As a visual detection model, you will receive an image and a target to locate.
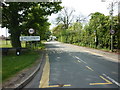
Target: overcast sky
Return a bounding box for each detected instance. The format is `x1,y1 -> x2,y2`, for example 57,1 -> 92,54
48,0 -> 118,29
0,0 -> 118,37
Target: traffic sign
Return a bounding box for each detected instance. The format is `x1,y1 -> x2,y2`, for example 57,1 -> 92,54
20,36 -> 40,41
29,28 -> 34,34
110,30 -> 115,34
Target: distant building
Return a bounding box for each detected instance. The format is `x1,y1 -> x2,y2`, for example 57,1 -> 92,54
47,35 -> 57,41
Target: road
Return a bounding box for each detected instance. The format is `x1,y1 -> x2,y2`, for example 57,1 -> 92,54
25,41 -> 119,88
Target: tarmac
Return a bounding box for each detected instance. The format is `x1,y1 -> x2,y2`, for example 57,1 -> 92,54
1,42 -> 119,89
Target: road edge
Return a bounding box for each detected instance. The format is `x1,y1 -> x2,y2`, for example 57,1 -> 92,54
58,41 -> 119,63
39,53 -> 50,88
10,50 -> 46,90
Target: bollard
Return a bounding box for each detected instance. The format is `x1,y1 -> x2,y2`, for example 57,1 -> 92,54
16,47 -> 21,56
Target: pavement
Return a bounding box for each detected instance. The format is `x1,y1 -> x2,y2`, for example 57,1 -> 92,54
2,41 -> 120,89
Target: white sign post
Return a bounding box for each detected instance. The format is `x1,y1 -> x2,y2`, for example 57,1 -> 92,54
20,36 -> 40,41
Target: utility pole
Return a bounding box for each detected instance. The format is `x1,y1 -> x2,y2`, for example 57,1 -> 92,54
94,30 -> 97,48
110,2 -> 114,52
101,0 -> 118,52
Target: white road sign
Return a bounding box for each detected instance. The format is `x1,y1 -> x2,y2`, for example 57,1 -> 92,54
110,30 -> 115,34
29,28 -> 34,34
20,36 -> 40,41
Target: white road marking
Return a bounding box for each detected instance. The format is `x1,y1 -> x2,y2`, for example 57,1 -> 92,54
75,56 -> 80,59
74,56 -> 87,64
102,74 -> 120,87
78,60 -> 81,62
57,57 -> 60,59
61,48 -> 68,52
86,66 -> 94,71
55,45 -> 61,47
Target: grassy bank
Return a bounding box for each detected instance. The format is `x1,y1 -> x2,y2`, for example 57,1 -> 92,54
2,48 -> 43,82
1,40 -> 46,83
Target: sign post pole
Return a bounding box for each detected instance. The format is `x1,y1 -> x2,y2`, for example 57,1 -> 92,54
110,2 -> 113,52
110,29 -> 115,52
29,28 -> 34,48
111,35 -> 113,52
20,29 -> 40,49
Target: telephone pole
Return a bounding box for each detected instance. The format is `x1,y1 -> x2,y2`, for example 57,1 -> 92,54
110,2 -> 114,52
101,0 -> 118,52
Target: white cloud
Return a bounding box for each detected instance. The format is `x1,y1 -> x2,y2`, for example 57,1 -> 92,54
60,0 -> 112,16
49,0 -> 116,29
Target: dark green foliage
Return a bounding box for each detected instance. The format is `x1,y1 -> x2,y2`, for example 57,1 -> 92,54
2,2 -> 62,48
53,12 -> 119,52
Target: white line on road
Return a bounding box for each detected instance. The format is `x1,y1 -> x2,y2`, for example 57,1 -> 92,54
74,56 -> 87,64
78,60 -> 81,63
102,74 -> 120,87
55,45 -> 61,47
86,66 -> 94,71
75,56 -> 80,59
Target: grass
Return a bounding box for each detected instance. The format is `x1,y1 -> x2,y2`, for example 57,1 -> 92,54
2,49 -> 41,82
0,40 -> 46,83
37,42 -> 45,50
0,40 -> 26,48
0,60 -> 1,84
0,40 -> 12,48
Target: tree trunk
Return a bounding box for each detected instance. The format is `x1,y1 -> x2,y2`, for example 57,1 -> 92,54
11,27 -> 21,48
11,30 -> 21,48
10,7 -> 21,48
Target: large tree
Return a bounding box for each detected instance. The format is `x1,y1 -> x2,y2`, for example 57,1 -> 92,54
53,12 -> 119,51
2,2 -> 62,48
56,7 -> 75,29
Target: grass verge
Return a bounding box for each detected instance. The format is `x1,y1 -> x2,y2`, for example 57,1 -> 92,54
2,50 -> 41,82
0,40 -> 26,48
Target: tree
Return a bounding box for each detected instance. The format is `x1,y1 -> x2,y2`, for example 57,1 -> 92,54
75,14 -> 87,23
53,11 -> 118,51
2,2 -> 62,48
56,7 -> 75,29
85,12 -> 118,49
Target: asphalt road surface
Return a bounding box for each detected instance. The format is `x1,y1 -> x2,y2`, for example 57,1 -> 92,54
25,41 -> 120,88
